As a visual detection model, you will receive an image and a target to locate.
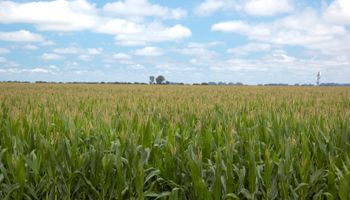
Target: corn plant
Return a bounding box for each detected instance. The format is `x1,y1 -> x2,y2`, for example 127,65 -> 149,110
0,83 -> 349,199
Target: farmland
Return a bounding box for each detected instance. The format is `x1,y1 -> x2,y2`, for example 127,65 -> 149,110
0,83 -> 349,199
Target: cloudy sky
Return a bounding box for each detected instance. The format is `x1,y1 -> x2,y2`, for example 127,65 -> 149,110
0,0 -> 349,84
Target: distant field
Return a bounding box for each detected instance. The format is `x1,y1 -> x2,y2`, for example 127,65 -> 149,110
0,83 -> 349,199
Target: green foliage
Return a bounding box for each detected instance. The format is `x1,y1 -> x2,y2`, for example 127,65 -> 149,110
0,83 -> 349,199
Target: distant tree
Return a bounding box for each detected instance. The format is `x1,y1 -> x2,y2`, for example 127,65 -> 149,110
156,75 -> 165,84
149,76 -> 155,84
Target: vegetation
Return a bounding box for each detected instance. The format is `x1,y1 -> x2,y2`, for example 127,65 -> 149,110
149,76 -> 155,85
156,75 -> 166,84
0,83 -> 349,199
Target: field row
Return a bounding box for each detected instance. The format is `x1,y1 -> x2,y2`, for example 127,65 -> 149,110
0,84 -> 349,199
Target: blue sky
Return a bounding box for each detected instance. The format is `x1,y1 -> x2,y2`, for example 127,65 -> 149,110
0,0 -> 349,84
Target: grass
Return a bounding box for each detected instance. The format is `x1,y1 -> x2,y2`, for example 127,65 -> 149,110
0,83 -> 349,199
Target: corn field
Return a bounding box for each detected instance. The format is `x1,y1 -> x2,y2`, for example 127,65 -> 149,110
0,83 -> 349,199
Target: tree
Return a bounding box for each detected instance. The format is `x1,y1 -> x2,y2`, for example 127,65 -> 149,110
156,75 -> 165,84
149,76 -> 155,84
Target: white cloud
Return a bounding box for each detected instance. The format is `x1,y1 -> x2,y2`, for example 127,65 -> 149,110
227,43 -> 271,55
0,0 -> 97,31
244,0 -> 293,16
113,53 -> 131,60
53,46 -> 102,61
53,47 -> 80,54
48,65 -> 57,69
174,43 -> 219,69
207,50 -> 349,79
179,42 -> 216,58
0,1 -> 191,46
264,49 -> 296,63
194,0 -> 241,16
115,24 -> 191,45
87,48 -> 102,55
155,62 -> 196,72
194,0 -> 292,17
212,10 -> 350,55
135,46 -> 163,56
0,68 -> 22,74
0,48 -> 10,54
79,54 -> 94,61
0,30 -> 44,42
41,53 -> 63,61
324,0 -> 350,25
54,46 -> 102,55
65,61 -> 79,67
103,52 -> 133,65
29,68 -> 56,74
195,0 -> 226,16
0,57 -> 18,67
212,21 -> 250,32
210,59 -> 268,72
0,67 -> 57,74
24,44 -> 38,50
98,20 -> 192,45
41,40 -> 55,46
103,0 -> 186,20
211,21 -> 270,36
96,19 -> 142,35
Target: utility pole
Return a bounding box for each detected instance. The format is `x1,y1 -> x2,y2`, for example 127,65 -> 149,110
316,71 -> 321,86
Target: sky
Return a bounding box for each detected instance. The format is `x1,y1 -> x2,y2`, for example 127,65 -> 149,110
0,0 -> 349,84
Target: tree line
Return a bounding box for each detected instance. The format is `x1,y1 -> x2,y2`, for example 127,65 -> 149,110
2,79 -> 350,86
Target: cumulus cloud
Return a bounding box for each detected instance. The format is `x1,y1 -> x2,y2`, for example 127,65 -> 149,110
103,0 -> 186,19
79,54 -> 92,61
324,0 -> 350,25
0,0 -> 191,45
113,53 -> 131,60
41,41 -> 55,46
29,68 -> 56,74
195,0 -> 292,17
97,20 -> 191,45
212,21 -> 252,33
194,0 -> 242,16
0,57 -> 18,68
264,49 -> 296,63
135,46 -> 163,56
24,44 -> 38,50
53,46 -> 102,56
0,0 -> 97,31
179,42 -> 216,58
0,30 -> 44,42
41,53 -> 63,61
53,46 -> 103,61
227,43 -> 271,55
207,50 -> 349,80
0,66 -> 58,75
87,48 -> 102,55
96,19 -> 191,45
95,19 -> 143,35
102,52 -> 133,65
53,47 -> 80,54
212,9 -> 350,55
244,0 -> 293,16
115,24 -> 191,45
